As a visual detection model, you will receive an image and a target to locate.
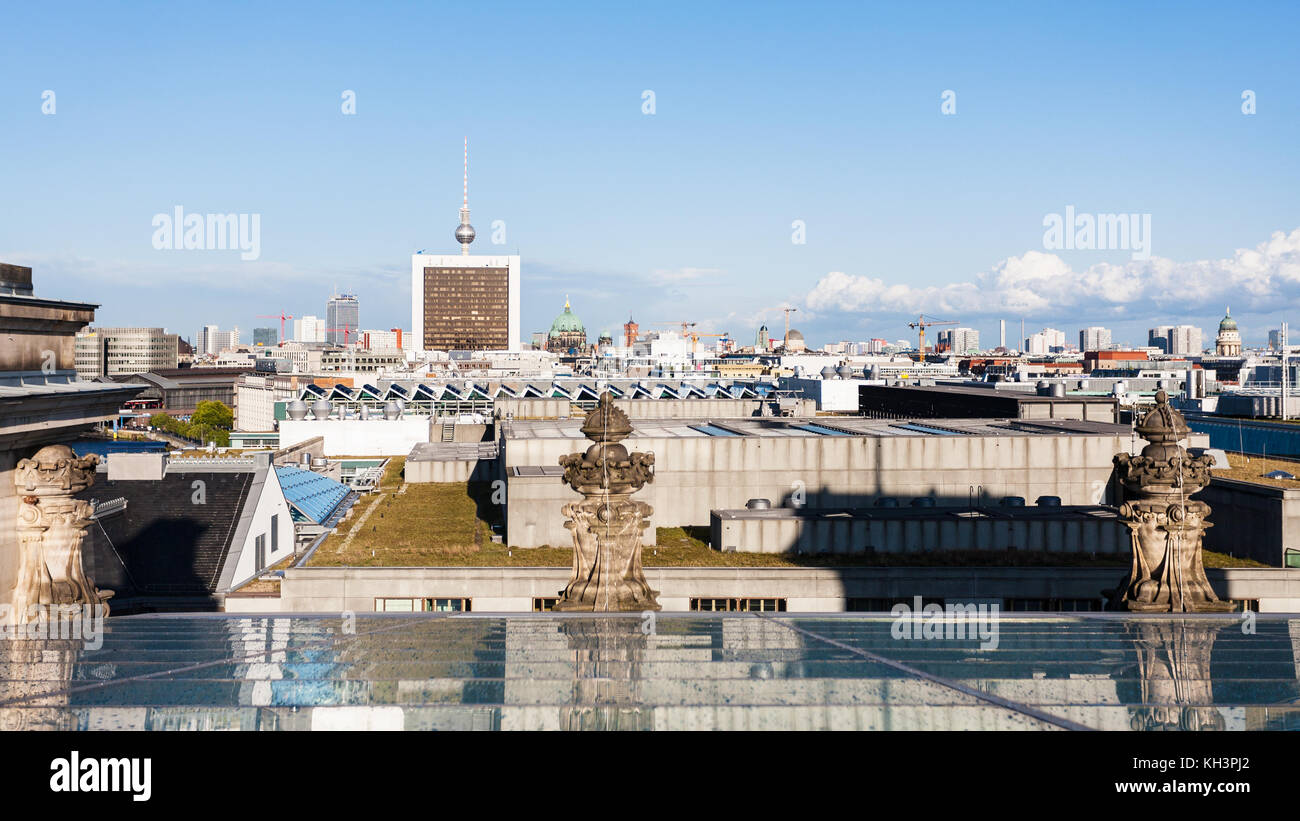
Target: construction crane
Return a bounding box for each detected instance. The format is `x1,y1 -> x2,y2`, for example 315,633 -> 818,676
685,332 -> 729,354
653,321 -> 697,337
906,315 -> 958,355
257,312 -> 295,342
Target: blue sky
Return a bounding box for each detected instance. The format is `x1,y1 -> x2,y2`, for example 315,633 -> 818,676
3,1 -> 1299,350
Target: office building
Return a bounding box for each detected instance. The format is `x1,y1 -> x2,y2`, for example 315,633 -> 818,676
1167,325 -> 1203,356
253,327 -> 278,347
938,327 -> 979,354
74,326 -> 180,378
326,293 -> 359,346
1025,328 -> 1065,355
1079,327 -> 1112,352
360,329 -> 403,351
293,315 -> 326,343
197,325 -> 240,356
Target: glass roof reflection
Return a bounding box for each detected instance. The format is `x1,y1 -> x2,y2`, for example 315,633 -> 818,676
1,613 -> 1297,730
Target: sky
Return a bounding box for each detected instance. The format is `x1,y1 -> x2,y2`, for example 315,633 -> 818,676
3,1 -> 1299,351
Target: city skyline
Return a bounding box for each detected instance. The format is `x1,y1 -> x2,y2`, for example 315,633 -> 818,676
3,2 -> 1298,350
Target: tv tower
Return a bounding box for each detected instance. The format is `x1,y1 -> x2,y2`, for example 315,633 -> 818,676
455,137 -> 476,255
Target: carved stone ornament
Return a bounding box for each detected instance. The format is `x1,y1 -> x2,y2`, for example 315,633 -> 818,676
9,445 -> 112,624
1111,391 -> 1232,612
555,393 -> 660,611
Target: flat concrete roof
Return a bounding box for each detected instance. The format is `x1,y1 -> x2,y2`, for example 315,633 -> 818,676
862,383 -> 1119,403
712,504 -> 1122,522
502,416 -> 1131,440
409,442 -> 498,462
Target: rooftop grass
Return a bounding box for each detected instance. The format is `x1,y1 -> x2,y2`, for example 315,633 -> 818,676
306,479 -> 1268,569
1216,452 -> 1300,488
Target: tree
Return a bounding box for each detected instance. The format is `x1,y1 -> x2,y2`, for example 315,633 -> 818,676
191,400 -> 233,430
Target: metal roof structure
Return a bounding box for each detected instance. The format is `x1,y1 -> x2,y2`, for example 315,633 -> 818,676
274,466 -> 353,525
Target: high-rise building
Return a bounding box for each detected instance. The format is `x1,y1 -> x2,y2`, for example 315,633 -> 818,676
197,325 -> 240,355
1147,326 -> 1174,353
293,315 -> 326,343
410,140 -> 520,352
998,319 -> 1006,349
1164,325 -> 1203,356
75,327 -> 180,378
326,293 -> 359,346
252,327 -> 277,347
360,329 -> 403,351
1025,328 -> 1065,355
938,327 -> 980,354
1080,326 -> 1112,351
1269,329 -> 1283,350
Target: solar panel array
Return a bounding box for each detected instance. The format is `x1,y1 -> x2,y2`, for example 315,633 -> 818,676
274,466 -> 352,524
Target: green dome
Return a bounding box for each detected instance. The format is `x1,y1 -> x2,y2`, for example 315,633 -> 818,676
1219,307 -> 1237,332
548,299 -> 585,337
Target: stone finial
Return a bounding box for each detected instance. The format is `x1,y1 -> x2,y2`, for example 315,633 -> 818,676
555,391 -> 660,611
1111,391 -> 1230,612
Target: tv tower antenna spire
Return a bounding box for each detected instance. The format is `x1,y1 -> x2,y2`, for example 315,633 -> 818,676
455,136 -> 476,255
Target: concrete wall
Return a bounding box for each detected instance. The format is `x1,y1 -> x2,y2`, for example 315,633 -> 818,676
279,417 -> 431,456
276,565 -> 1300,613
495,398 -> 571,419
1197,478 -> 1300,566
406,460 -> 494,483
504,431 -> 1129,548
711,507 -> 1126,555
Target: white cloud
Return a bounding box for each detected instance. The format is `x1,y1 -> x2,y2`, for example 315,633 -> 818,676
648,266 -> 721,283
806,227 -> 1300,319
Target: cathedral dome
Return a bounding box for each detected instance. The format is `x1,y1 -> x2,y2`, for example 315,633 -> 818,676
1218,307 -> 1237,333
549,299 -> 586,338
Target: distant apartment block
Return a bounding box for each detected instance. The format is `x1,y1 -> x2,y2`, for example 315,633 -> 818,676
1149,324 -> 1202,356
294,315 -> 327,343
938,327 -> 979,354
1025,328 -> 1065,355
75,326 -> 180,378
197,325 -> 240,355
360,329 -> 404,351
1079,326 -> 1112,352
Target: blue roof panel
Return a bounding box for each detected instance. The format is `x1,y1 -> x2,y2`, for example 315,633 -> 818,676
274,466 -> 353,525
